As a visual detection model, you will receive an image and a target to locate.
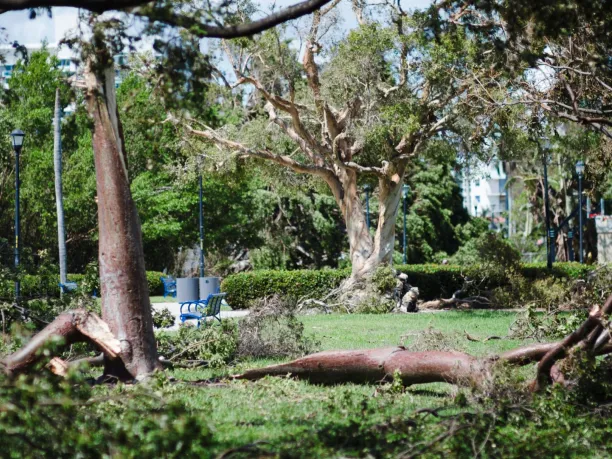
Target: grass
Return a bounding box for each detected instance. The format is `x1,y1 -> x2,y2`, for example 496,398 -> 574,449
147,311 -> 531,457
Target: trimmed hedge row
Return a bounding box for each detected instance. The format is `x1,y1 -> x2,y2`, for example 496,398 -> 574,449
221,262 -> 594,309
0,271 -> 166,300
221,268 -> 351,310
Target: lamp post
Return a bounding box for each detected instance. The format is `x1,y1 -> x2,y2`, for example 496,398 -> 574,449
576,160 -> 585,263
542,139 -> 553,269
364,184 -> 371,230
197,156 -> 205,277
11,129 -> 24,301
402,184 -> 410,264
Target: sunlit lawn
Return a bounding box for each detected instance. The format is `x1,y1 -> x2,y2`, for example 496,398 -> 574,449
152,311 -> 530,456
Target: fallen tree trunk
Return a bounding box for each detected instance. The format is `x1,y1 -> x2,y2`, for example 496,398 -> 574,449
235,338 -> 612,388
235,347 -> 484,386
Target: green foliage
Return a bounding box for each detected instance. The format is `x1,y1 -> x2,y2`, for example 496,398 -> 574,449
0,270 -> 166,301
0,371 -> 213,458
398,157 -> 472,263
353,294 -> 395,314
449,232 -> 521,269
152,307 -> 175,329
237,296 -> 320,358
223,262 -> 594,309
221,268 -> 351,309
370,265 -> 397,293
156,322 -> 239,367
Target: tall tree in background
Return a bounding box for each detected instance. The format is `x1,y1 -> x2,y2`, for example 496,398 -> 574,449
433,0 -> 612,138
183,1 -> 503,286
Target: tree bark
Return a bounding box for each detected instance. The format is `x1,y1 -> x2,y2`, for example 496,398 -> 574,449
53,87 -> 67,286
1,309 -> 121,375
84,46 -> 160,379
329,168 -> 402,284
234,339 -> 612,388
235,347 -> 484,386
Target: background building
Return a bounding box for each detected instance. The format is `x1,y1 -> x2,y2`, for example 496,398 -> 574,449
460,159 -> 511,232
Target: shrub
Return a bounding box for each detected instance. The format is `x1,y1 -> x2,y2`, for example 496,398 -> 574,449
0,371 -> 213,457
152,307 -> 175,329
237,295 -> 320,358
370,265 -> 397,293
222,268 -> 351,309
353,294 -> 396,314
0,269 -> 166,301
156,321 -> 239,367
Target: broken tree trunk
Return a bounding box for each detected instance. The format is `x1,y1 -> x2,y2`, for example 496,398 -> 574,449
84,41 -> 160,380
1,309 -> 121,376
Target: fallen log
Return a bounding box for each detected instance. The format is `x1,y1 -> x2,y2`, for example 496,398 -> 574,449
234,340 -> 612,388
234,346 -> 485,386
1,309 -> 121,376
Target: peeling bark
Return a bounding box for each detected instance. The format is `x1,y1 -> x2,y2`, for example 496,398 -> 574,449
235,347 -> 484,386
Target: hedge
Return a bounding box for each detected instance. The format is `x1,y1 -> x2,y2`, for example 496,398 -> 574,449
0,271 -> 166,300
221,268 -> 351,309
222,262 -> 595,309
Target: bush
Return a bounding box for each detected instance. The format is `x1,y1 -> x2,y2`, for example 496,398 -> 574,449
156,321 -> 239,367
222,263 -> 595,309
153,307 -> 175,329
222,268 -> 350,309
0,371 -> 213,457
237,295 -> 320,358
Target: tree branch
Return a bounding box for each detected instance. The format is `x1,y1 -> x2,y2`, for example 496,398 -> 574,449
183,122 -> 333,179
135,0 -> 334,39
0,0 -> 334,39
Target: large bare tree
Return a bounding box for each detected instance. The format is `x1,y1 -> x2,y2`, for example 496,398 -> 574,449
180,1 -> 499,285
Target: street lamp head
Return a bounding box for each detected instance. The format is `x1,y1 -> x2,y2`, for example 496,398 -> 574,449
575,160 -> 585,177
363,184 -> 372,193
10,129 -> 25,150
402,184 -> 410,199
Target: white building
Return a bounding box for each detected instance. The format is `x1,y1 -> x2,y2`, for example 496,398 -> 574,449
0,42 -> 130,91
460,159 -> 511,229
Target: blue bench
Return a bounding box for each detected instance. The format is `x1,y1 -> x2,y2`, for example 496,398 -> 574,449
160,276 -> 177,298
179,293 -> 226,328
59,281 -> 98,297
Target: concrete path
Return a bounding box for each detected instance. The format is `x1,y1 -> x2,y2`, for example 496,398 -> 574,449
152,302 -> 249,330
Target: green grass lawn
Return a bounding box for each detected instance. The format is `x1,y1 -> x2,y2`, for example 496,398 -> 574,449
150,311 -> 532,457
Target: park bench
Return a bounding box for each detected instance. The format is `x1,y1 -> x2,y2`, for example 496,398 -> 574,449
179,293 -> 226,328
160,276 -> 177,298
